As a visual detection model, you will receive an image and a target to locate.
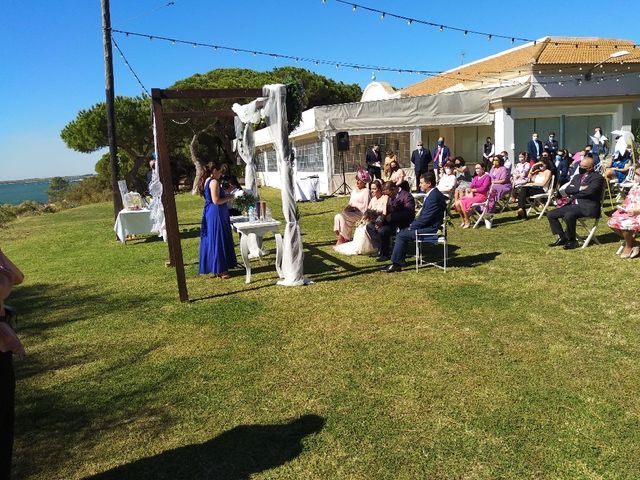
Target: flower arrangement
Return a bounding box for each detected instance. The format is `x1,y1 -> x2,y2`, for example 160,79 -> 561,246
233,190 -> 258,213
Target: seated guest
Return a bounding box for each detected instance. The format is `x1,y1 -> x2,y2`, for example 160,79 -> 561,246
383,150 -> 398,181
333,170 -> 370,245
334,180 -> 387,256
366,181 -> 415,261
500,150 -> 512,171
381,172 -> 447,273
489,155 -> 511,202
436,160 -> 457,197
547,156 -> 604,250
605,153 -> 631,183
555,149 -> 571,186
453,163 -> 491,228
452,157 -> 473,201
510,152 -> 531,202
516,156 -> 553,219
607,166 -> 640,258
388,160 -> 406,187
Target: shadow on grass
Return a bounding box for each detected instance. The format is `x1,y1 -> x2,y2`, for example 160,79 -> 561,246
448,250 -> 501,268
85,414 -> 325,480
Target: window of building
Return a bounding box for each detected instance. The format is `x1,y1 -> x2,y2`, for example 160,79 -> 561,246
266,148 -> 278,172
294,141 -> 324,172
254,148 -> 266,172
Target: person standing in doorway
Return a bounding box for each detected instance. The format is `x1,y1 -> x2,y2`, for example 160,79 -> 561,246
365,144 -> 382,181
410,141 -> 432,192
432,137 -> 451,173
527,132 -> 543,161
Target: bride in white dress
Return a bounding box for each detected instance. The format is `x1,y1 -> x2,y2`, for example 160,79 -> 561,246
334,180 -> 388,256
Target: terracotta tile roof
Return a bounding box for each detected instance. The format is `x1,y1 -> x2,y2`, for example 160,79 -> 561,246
402,37 -> 640,96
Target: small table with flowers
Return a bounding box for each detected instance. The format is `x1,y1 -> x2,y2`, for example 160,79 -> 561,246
230,216 -> 283,284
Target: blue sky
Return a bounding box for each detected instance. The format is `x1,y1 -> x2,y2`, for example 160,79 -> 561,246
1,0 -> 638,180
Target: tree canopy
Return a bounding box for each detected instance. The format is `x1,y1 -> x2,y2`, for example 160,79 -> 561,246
61,67 -> 363,195
171,67 -> 362,108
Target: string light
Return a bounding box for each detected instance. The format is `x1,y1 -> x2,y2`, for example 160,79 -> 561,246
111,28 -> 499,83
380,12 -> 385,19
439,25 -> 444,32
111,38 -> 150,96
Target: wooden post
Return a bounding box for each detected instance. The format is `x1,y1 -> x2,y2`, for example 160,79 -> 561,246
100,0 -> 123,218
152,89 -> 189,302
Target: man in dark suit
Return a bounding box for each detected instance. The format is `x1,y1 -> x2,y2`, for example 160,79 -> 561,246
526,132 -> 543,161
410,141 -> 432,192
366,181 -> 415,261
382,172 -> 447,272
543,132 -> 559,157
547,156 -> 604,250
432,137 -> 451,171
365,144 -> 382,180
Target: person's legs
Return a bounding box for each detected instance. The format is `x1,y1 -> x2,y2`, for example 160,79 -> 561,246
390,229 -> 414,265
562,207 -> 582,242
378,225 -> 393,257
547,207 -> 567,241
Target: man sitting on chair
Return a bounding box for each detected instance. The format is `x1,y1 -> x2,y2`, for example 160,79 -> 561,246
381,172 -> 447,273
367,181 -> 415,262
547,156 -> 604,250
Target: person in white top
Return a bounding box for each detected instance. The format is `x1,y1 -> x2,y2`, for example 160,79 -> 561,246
436,160 -> 457,197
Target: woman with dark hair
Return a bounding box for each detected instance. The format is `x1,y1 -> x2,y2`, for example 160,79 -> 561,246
198,162 -> 237,279
388,159 -> 406,187
453,156 -> 473,201
453,163 -> 491,228
489,155 -> 511,201
516,156 -> 553,219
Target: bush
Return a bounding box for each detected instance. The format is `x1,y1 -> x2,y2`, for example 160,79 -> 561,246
62,176 -> 112,206
0,205 -> 17,228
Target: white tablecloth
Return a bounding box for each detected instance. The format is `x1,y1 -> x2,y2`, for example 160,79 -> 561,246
114,209 -> 166,243
295,176 -> 319,202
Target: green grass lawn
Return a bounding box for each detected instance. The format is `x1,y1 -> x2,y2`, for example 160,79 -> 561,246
2,187 -> 640,479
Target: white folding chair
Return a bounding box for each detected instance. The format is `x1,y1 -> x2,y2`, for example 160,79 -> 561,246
526,175 -> 555,219
470,185 -> 494,229
415,213 -> 448,272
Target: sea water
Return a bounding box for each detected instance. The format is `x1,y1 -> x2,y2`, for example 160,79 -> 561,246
0,181 -> 50,205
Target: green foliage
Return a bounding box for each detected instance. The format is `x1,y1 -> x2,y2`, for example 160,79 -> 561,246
0,205 -> 17,228
47,177 -> 70,202
61,175 -> 112,206
171,66 -> 362,109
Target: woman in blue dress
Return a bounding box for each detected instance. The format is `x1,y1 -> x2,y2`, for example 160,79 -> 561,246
198,162 -> 237,279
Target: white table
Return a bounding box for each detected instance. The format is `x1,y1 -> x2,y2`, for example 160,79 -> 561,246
230,217 -> 283,284
295,176 -> 319,202
114,208 -> 166,243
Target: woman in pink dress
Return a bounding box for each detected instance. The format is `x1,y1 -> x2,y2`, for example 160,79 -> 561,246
608,166 -> 640,258
453,163 -> 491,228
333,171 -> 371,245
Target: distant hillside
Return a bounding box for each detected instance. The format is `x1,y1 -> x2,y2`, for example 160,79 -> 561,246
0,174 -> 94,185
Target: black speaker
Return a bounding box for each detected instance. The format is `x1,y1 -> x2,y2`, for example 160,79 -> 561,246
336,131 -> 350,151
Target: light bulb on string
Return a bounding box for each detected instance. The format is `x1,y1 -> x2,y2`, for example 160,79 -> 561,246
487,34 -> 492,41
380,12 -> 385,19
464,30 -> 468,36
352,4 -> 356,11
407,19 -> 412,26
439,25 -> 444,32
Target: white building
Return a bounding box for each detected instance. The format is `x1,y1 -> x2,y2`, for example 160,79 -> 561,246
254,37 -> 640,194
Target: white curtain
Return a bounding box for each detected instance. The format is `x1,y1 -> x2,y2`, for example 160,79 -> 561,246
150,116 -> 166,239
232,100 -> 261,195
263,84 -> 307,286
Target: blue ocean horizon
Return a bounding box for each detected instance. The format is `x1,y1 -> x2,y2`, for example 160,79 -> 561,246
0,180 -> 50,205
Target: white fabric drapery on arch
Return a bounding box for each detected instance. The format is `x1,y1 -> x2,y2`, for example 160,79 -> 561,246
232,99 -> 263,195
149,117 -> 165,237
263,84 -> 307,286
